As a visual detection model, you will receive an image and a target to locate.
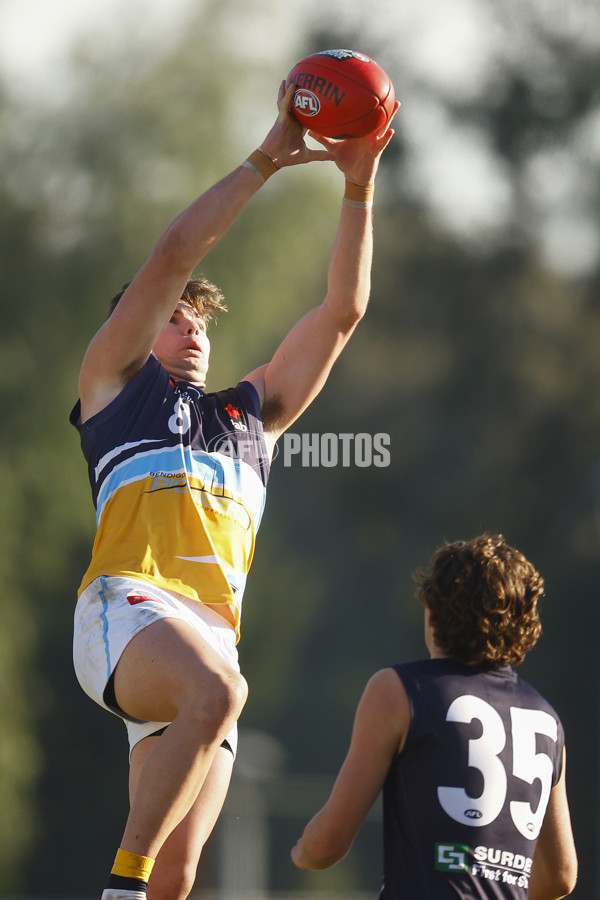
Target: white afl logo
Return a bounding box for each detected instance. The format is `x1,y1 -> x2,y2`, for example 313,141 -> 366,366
294,89 -> 320,116
168,398 -> 191,435
464,809 -> 483,819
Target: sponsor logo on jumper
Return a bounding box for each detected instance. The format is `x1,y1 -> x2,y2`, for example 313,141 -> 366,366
149,474 -> 188,493
437,844 -> 532,889
146,475 -> 252,530
471,863 -> 530,889
435,843 -> 469,873
224,403 -> 248,432
149,471 -> 186,479
473,845 -> 532,874
189,488 -> 252,531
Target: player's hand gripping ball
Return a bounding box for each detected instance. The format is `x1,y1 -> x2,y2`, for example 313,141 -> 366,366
286,49 -> 396,139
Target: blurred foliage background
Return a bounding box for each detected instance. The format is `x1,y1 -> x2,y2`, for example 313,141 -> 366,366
0,0 -> 599,895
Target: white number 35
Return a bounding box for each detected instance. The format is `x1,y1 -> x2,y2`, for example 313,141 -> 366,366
437,695 -> 558,840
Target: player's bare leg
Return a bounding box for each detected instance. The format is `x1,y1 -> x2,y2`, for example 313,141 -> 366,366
129,737 -> 234,900
101,617 -> 246,896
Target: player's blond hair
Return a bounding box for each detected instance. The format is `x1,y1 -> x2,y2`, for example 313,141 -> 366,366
415,534 -> 544,667
108,277 -> 228,322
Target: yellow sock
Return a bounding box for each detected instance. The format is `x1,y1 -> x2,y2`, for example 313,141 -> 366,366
102,847 -> 156,897
111,848 -> 155,882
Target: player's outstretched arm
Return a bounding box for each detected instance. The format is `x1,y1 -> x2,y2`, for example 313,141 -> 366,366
290,668 -> 408,870
528,749 -> 577,899
78,83 -> 330,421
245,101 -> 399,443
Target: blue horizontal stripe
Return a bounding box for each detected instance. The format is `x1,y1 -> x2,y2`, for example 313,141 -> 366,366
96,444 -> 266,526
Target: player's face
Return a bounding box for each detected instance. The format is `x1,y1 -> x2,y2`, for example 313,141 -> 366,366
153,301 -> 211,386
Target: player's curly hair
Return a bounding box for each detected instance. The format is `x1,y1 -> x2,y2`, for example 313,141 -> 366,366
108,277 -> 228,321
415,534 -> 544,667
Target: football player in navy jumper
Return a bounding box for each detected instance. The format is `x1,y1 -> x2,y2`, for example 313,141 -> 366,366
72,80 -> 399,900
292,534 -> 577,899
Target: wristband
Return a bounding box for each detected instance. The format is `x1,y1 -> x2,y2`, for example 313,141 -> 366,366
343,197 -> 374,209
242,147 -> 280,184
343,178 -> 374,208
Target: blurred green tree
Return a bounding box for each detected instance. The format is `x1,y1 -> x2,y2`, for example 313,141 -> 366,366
0,0 -> 599,896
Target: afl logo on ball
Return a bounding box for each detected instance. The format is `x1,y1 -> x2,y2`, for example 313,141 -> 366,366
293,89 -> 320,116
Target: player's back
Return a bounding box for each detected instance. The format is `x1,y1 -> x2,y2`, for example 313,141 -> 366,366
381,658 -> 564,898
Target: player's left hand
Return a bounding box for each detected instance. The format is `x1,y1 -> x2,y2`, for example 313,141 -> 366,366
310,99 -> 400,185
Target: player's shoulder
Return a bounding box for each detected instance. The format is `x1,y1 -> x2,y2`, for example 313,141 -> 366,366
206,379 -> 261,412
511,670 -> 560,716
369,666 -> 409,689
360,668 -> 412,732
387,658 -> 514,708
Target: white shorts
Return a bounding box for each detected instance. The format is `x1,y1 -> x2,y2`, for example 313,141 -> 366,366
73,576 -> 239,755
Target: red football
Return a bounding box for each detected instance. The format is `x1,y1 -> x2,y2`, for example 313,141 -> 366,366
286,49 -> 396,139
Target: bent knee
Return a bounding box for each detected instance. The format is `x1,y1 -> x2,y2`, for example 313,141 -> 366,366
233,669 -> 249,709
218,668 -> 248,723
186,669 -> 247,738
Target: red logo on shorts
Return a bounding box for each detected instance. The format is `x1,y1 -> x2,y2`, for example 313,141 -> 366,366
127,594 -> 156,606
